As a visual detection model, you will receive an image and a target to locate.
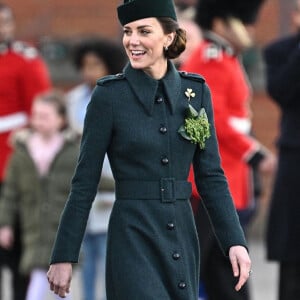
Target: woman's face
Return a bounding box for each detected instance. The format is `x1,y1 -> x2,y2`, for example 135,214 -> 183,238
30,101 -> 64,138
122,17 -> 174,79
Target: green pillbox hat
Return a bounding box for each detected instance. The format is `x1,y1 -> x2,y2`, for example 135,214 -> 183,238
117,0 -> 177,26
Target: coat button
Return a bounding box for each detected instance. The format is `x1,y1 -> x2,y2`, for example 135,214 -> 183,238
172,252 -> 181,260
161,157 -> 169,165
159,126 -> 167,134
167,222 -> 175,230
178,281 -> 186,289
156,97 -> 163,103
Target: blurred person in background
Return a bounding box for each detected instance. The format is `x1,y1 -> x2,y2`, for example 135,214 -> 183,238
181,0 -> 276,299
175,0 -> 198,33
175,0 -> 198,11
0,90 -> 79,300
0,2 -> 51,299
263,1 -> 300,299
67,38 -> 126,300
174,14 -> 203,68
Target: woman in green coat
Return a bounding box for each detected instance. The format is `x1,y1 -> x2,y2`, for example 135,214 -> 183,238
47,0 -> 251,299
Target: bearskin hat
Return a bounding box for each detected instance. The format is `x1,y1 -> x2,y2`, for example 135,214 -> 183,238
195,0 -> 265,29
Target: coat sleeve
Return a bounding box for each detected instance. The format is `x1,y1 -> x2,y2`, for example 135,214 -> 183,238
50,85 -> 114,264
192,83 -> 247,255
20,56 -> 51,114
181,58 -> 258,162
264,38 -> 300,108
0,152 -> 20,227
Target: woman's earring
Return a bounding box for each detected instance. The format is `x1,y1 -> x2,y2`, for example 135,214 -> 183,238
164,46 -> 168,51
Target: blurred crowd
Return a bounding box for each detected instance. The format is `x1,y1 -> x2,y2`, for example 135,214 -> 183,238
0,0 -> 299,299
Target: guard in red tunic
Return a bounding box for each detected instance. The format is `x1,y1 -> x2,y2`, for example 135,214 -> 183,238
181,0 -> 276,299
0,4 -> 51,300
0,41 -> 51,181
184,35 -> 262,211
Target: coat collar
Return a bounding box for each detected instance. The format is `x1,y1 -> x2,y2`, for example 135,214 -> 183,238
124,61 -> 181,115
203,30 -> 235,56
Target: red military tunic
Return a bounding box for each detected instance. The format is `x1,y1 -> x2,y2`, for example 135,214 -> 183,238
0,41 -> 51,181
181,37 -> 258,210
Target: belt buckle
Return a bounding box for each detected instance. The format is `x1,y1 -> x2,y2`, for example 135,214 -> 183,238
160,178 -> 175,203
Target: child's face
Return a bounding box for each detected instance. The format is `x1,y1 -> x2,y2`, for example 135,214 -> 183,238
30,101 -> 64,137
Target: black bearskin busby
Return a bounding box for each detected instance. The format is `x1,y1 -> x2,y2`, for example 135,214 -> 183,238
195,0 -> 266,29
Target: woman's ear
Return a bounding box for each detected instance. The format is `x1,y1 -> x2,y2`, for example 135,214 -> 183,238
166,32 -> 176,47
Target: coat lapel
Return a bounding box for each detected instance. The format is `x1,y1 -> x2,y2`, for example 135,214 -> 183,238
124,62 -> 181,116
161,62 -> 181,115
124,64 -> 158,116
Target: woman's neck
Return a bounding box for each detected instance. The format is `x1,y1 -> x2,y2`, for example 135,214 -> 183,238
143,59 -> 168,80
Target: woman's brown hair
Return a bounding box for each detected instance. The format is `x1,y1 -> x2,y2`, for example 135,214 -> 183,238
157,17 -> 187,59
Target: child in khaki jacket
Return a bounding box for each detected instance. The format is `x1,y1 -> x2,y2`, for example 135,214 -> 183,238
0,90 -> 80,300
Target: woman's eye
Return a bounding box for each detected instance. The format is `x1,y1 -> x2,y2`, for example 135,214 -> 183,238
140,30 -> 150,35
123,29 -> 131,35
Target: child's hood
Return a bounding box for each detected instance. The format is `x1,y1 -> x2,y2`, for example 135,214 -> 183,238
9,128 -> 80,148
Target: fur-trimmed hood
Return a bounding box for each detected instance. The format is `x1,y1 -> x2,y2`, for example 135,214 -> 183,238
9,128 -> 80,148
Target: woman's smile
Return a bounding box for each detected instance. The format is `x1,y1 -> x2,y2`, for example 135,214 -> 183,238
130,49 -> 147,58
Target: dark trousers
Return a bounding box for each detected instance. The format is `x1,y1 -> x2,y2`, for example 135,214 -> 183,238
0,182 -> 29,300
195,202 -> 250,300
279,262 -> 300,300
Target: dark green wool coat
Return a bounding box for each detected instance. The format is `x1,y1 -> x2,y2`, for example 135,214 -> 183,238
0,129 -> 80,275
51,62 -> 247,300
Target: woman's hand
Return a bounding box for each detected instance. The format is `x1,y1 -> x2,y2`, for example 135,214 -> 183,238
47,263 -> 72,298
0,226 -> 14,249
229,245 -> 252,291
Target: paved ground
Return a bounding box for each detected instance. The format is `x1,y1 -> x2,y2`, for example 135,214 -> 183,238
1,238 -> 278,300
248,238 -> 278,300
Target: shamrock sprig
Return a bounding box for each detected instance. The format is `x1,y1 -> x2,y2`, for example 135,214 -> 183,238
178,104 -> 211,149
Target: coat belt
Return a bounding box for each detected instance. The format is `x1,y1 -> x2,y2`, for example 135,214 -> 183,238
115,178 -> 192,202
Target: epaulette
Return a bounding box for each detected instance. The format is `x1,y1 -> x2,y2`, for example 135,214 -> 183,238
203,43 -> 223,61
179,71 -> 205,83
11,41 -> 39,59
97,73 -> 125,86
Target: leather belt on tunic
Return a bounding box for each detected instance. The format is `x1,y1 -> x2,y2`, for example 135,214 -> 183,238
115,178 -> 192,203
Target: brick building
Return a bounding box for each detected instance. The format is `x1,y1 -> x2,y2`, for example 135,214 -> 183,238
7,0 -> 288,86
8,0 -> 289,44
9,0 -> 120,40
